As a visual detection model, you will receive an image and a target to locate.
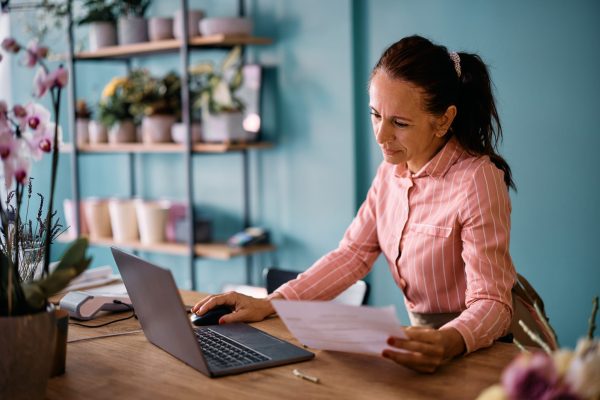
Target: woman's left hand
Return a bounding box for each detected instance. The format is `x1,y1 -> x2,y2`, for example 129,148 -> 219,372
382,326 -> 465,373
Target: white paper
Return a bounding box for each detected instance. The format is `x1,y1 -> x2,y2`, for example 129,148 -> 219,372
272,300 -> 406,356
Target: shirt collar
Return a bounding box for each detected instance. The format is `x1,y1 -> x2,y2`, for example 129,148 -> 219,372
394,136 -> 464,179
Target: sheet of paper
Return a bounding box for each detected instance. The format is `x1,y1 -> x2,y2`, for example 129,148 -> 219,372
272,300 -> 406,356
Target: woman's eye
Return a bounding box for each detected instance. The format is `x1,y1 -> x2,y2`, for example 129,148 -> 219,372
369,111 -> 381,119
393,119 -> 408,128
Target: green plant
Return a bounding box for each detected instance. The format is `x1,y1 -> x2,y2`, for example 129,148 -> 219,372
97,75 -> 135,127
190,46 -> 245,115
78,0 -> 117,25
115,0 -> 151,18
125,69 -> 181,118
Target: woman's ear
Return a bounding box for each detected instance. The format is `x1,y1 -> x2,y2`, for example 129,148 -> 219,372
435,105 -> 457,137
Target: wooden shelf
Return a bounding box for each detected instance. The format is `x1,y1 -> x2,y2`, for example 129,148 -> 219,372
59,235 -> 275,260
62,142 -> 273,154
75,35 -> 272,60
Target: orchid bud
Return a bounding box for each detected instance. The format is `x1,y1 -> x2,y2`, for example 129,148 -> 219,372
0,145 -> 10,159
33,68 -> 49,98
46,66 -> 69,89
28,116 -> 41,130
39,138 -> 52,153
12,104 -> 27,118
1,38 -> 20,53
36,46 -> 49,59
15,168 -> 27,184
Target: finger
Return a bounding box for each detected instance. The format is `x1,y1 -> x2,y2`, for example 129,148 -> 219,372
191,295 -> 215,313
196,293 -> 238,315
218,308 -> 258,324
404,326 -> 443,344
387,337 -> 444,358
381,349 -> 439,373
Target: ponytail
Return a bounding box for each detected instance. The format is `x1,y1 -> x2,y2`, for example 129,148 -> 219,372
372,36 -> 516,190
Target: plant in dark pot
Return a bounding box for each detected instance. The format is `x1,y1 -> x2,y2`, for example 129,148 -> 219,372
0,38 -> 92,400
115,0 -> 151,45
75,99 -> 92,147
190,46 -> 252,143
126,68 -> 181,144
78,0 -> 118,51
98,75 -> 137,144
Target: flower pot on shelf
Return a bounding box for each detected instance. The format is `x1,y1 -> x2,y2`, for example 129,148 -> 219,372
88,120 -> 108,144
173,9 -> 204,38
89,22 -> 117,51
199,17 -> 253,36
171,122 -> 202,143
108,199 -> 139,243
202,111 -> 251,143
82,198 -> 112,239
135,200 -> 169,244
0,310 -> 57,400
75,118 -> 89,147
63,198 -> 89,238
148,17 -> 174,41
141,115 -> 176,144
117,17 -> 148,45
108,120 -> 136,144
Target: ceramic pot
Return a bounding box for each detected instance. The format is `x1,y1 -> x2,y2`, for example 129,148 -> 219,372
89,22 -> 117,51
82,198 -> 112,239
76,118 -> 89,147
50,309 -> 69,377
202,111 -> 246,142
142,115 -> 176,144
148,17 -> 174,41
118,17 -> 148,45
63,198 -> 89,237
165,202 -> 187,242
171,122 -> 202,143
108,199 -> 139,242
109,120 -> 136,144
199,17 -> 253,36
88,120 -> 108,144
173,9 -> 204,38
135,200 -> 169,244
0,310 -> 57,400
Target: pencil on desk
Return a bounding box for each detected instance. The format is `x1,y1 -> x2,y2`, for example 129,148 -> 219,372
292,368 -> 320,383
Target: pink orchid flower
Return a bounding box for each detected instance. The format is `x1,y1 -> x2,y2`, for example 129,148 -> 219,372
27,122 -> 59,160
22,40 -> 48,68
0,130 -> 17,160
33,66 -> 69,98
24,103 -> 50,134
1,37 -> 20,53
33,67 -> 49,98
2,138 -> 31,188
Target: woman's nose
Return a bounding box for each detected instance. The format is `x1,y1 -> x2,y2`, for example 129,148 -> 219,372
375,121 -> 393,144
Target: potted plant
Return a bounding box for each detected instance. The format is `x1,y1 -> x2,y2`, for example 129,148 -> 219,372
115,0 -> 151,45
75,99 -> 92,147
190,46 -> 252,142
0,38 -> 92,399
78,0 -> 118,51
126,68 -> 181,144
98,75 -> 137,144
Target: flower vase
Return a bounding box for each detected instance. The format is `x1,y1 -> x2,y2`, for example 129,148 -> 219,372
88,120 -> 108,144
142,115 -> 176,144
108,199 -> 139,242
118,17 -> 148,45
82,198 -> 112,239
63,198 -> 89,238
89,22 -> 117,51
148,17 -> 174,41
135,200 -> 169,244
202,111 -> 246,143
108,120 -> 136,144
0,310 -> 57,400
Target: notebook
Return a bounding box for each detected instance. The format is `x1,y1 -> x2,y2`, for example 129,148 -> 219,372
111,247 -> 314,377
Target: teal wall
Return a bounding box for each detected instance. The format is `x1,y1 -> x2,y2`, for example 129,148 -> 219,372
7,0 -> 599,348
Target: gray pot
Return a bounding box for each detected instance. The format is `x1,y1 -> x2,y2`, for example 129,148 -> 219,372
148,17 -> 174,41
88,120 -> 108,144
0,310 -> 57,400
202,111 -> 248,142
118,17 -> 148,45
89,22 -> 117,51
173,9 -> 204,38
142,115 -> 176,144
109,120 -> 137,144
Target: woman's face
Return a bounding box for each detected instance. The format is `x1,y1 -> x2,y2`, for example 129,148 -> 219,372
369,70 -> 454,172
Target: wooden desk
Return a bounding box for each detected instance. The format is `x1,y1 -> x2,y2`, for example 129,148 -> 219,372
47,291 -> 519,399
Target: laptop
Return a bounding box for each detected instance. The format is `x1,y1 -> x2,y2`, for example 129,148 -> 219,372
111,247 -> 314,377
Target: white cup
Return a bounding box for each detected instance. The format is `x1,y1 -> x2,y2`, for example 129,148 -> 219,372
108,199 -> 139,243
135,200 -> 170,244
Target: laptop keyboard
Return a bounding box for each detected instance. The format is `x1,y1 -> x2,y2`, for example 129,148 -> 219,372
194,328 -> 270,369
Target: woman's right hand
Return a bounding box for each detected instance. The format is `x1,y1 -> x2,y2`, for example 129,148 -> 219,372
191,291 -> 282,324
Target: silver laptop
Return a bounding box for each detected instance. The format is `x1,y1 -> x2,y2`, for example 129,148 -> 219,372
111,247 -> 314,377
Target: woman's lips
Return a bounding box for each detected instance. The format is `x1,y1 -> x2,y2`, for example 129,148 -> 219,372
383,148 -> 400,156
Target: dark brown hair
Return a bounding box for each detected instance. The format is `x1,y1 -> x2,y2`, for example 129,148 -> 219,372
371,35 -> 515,190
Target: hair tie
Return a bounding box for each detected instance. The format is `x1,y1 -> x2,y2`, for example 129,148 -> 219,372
449,52 -> 461,78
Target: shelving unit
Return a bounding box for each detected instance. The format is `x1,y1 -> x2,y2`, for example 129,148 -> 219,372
63,0 -> 274,289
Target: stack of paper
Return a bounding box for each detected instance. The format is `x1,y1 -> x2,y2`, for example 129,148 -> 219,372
59,265 -> 120,293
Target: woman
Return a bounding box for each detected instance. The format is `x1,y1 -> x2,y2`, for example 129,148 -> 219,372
192,35 -> 517,373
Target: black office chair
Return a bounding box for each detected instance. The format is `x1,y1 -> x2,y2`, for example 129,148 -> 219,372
263,267 -> 370,306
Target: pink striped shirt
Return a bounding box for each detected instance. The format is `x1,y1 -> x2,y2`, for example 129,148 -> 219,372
275,137 -> 516,353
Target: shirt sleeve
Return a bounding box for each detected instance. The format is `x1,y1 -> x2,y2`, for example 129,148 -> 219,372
272,165 -> 384,301
443,160 -> 516,354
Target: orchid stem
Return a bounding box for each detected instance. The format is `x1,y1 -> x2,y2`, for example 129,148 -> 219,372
588,296 -> 598,340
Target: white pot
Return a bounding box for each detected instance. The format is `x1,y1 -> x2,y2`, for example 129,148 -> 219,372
88,120 -> 108,144
148,17 -> 174,41
173,9 -> 204,38
108,199 -> 139,243
202,111 -> 247,142
171,122 -> 202,143
89,22 -> 117,51
118,17 -> 148,45
135,200 -> 170,244
109,120 -> 137,144
82,198 -> 112,239
142,115 -> 176,144
63,198 -> 89,238
75,118 -> 89,147
199,17 -> 253,36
